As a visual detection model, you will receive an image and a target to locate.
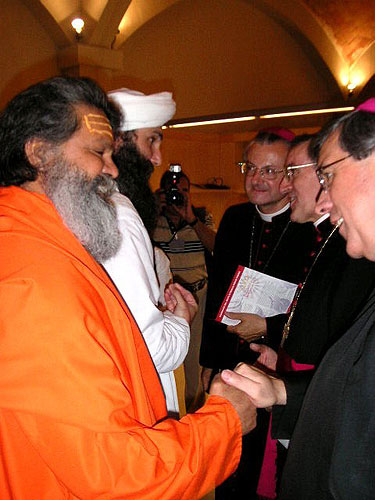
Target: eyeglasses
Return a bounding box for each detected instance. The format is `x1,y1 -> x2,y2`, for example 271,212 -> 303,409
237,162 -> 284,180
284,162 -> 316,180
315,154 -> 352,192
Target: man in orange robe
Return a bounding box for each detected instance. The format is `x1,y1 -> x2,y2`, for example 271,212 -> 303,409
0,77 -> 256,499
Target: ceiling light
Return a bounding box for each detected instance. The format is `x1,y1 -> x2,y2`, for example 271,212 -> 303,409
163,105 -> 354,129
341,70 -> 363,96
167,116 -> 256,129
260,107 -> 354,119
71,18 -> 85,35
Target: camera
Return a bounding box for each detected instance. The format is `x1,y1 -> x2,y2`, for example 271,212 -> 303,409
165,164 -> 185,207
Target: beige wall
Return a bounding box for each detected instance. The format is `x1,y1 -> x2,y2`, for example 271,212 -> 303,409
0,0 -> 58,108
0,0 -> 343,117
150,129 -> 249,226
0,0 -> 347,227
151,126 -> 320,226
119,0 -> 338,119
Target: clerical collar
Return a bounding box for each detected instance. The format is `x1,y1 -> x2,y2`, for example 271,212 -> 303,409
255,202 -> 290,222
314,213 -> 330,228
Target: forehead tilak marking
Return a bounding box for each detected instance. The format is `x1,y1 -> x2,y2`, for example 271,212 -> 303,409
83,113 -> 113,139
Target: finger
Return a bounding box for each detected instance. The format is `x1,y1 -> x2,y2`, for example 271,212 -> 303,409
164,286 -> 177,304
234,362 -> 264,378
249,343 -> 264,352
172,282 -> 194,300
164,291 -> 177,307
164,288 -> 171,301
171,284 -> 197,309
220,369 -> 258,396
249,344 -> 276,357
164,299 -> 176,313
234,362 -> 247,371
168,285 -> 197,314
168,285 -> 184,302
225,311 -> 244,319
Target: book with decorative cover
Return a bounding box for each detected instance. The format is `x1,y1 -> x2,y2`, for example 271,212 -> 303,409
216,265 -> 298,326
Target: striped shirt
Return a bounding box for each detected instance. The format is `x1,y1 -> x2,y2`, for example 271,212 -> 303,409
153,212 -> 213,286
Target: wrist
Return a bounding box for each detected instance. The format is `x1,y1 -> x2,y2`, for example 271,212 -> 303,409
273,378 -> 287,405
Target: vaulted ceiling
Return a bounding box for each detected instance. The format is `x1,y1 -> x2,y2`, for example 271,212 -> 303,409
3,0 -> 375,129
21,0 -> 375,83
22,0 -> 375,64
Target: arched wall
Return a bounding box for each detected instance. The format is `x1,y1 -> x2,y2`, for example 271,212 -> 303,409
0,0 -> 347,225
118,0 -> 340,119
0,0 -> 58,108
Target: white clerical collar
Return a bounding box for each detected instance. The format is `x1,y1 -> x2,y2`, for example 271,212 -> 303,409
314,213 -> 330,228
256,202 -> 290,222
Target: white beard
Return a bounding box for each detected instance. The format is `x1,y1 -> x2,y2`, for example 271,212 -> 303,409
40,152 -> 122,262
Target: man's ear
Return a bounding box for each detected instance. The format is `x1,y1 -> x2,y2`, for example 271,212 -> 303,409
113,134 -> 124,154
24,138 -> 48,168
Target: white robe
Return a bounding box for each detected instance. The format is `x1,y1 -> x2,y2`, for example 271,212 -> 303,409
104,192 -> 190,416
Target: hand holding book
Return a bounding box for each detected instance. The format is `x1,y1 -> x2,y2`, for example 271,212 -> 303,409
226,312 -> 267,342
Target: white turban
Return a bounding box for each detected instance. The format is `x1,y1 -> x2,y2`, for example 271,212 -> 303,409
108,88 -> 176,131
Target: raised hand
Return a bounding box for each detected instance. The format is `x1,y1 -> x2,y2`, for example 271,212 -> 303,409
164,282 -> 198,324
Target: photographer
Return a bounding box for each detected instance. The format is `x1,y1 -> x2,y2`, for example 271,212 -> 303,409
153,168 -> 216,411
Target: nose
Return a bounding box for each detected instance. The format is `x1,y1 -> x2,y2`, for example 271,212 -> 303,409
102,156 -> 119,178
150,147 -> 162,167
315,189 -> 332,216
251,167 -> 263,183
280,173 -> 292,194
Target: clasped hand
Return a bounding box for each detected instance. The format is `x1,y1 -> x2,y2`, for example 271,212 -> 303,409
164,283 -> 197,325
221,362 -> 287,408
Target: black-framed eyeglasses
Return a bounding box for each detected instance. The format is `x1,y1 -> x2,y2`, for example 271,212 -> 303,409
237,162 -> 284,180
284,162 -> 316,180
315,154 -> 352,192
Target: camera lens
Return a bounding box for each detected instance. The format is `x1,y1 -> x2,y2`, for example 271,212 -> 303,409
165,163 -> 184,206
166,188 -> 184,206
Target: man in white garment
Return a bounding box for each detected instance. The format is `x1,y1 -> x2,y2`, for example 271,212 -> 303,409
105,88 -> 194,417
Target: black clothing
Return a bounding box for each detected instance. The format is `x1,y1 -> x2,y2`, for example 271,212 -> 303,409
200,202 -> 316,370
284,218 -> 375,363
280,289 -> 375,499
273,220 -> 375,439
199,202 -> 316,499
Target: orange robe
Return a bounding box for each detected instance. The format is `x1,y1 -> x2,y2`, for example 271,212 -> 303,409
0,187 -> 241,500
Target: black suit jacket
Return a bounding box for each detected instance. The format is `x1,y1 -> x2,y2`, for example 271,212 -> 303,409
272,221 -> 375,439
280,289 -> 375,499
200,202 -> 316,370
284,219 -> 375,363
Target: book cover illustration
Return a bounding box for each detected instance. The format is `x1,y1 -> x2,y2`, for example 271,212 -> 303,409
216,265 -> 298,326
